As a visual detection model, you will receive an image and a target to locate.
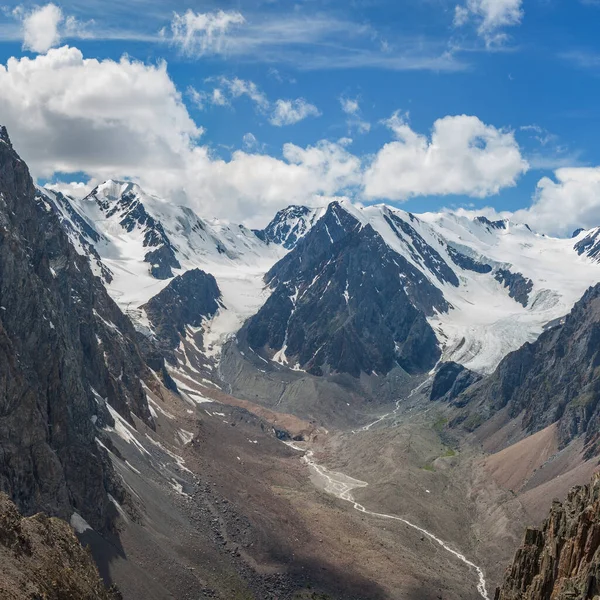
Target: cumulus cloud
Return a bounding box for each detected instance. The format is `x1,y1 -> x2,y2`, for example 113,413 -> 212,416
0,46 -> 202,177
0,47 -> 350,222
363,112 -> 528,200
270,98 -> 321,126
167,9 -> 245,57
454,0 -> 523,45
11,3 -> 91,54
0,47 -> 531,226
514,168 -> 600,236
341,97 -> 360,115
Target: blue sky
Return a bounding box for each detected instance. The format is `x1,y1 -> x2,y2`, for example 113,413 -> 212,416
0,0 -> 600,232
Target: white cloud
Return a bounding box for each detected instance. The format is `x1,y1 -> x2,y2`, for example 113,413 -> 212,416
217,76 -> 269,110
20,3 -> 63,53
514,168 -> 600,236
363,112 -> 528,200
270,98 -> 321,126
192,77 -> 320,126
164,11 -> 465,72
0,47 -> 529,226
454,0 -> 523,45
12,3 -> 94,54
242,132 -> 258,151
340,96 -> 371,134
167,9 -> 245,57
341,97 -> 360,115
45,179 -> 96,198
0,46 -> 202,177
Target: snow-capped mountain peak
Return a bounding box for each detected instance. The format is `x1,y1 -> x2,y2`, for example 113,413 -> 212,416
254,204 -> 326,249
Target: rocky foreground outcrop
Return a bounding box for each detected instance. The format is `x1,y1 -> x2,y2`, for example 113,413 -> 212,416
495,472 -> 600,599
0,493 -> 120,600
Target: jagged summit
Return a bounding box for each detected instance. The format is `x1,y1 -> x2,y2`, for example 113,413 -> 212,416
0,125 -> 12,148
254,203 -> 325,249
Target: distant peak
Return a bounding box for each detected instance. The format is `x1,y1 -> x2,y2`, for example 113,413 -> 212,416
0,125 -> 12,149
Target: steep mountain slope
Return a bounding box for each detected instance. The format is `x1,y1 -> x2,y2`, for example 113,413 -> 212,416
241,200 -> 600,381
453,283 -> 600,455
141,268 -> 222,369
495,473 -> 600,600
0,126 -> 157,531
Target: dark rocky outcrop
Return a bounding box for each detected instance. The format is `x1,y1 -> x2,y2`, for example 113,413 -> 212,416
446,245 -> 493,274
575,228 -> 600,262
383,210 -> 459,287
495,473 -> 600,600
142,268 -> 221,357
245,202 -> 445,378
0,126 -> 156,531
455,284 -> 600,455
476,216 -> 507,230
430,362 -> 482,402
0,493 -> 121,600
494,268 -> 534,307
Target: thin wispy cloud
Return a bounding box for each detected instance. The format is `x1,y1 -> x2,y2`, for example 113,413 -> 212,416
454,0 -> 523,47
560,50 -> 600,70
189,76 -> 321,127
163,9 -> 466,72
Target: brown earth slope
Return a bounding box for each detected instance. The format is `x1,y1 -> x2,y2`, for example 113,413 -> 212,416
0,493 -> 119,600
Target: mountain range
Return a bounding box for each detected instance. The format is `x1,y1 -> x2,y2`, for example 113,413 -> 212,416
2,123 -> 600,600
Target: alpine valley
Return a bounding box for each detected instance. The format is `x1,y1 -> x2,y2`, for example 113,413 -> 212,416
3,123 -> 600,600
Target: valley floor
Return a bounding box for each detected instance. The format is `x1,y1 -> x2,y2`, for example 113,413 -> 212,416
83,371 -> 598,600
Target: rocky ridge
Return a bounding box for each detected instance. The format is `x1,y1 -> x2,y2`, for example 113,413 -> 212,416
495,472 -> 600,600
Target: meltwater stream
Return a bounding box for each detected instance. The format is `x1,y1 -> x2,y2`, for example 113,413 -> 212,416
285,440 -> 490,600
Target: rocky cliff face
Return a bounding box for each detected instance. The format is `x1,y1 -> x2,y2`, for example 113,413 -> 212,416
142,268 -> 222,358
0,126 -> 155,531
454,283 -> 600,455
430,362 -> 482,402
495,473 -> 600,600
244,202 -> 445,377
0,493 -> 120,600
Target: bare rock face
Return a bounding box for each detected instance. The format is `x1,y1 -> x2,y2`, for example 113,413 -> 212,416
142,267 -> 221,358
454,283 -> 600,454
245,202 -> 445,378
0,492 -> 120,600
0,126 -> 155,531
495,473 -> 600,600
